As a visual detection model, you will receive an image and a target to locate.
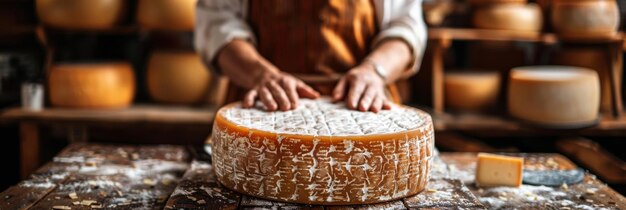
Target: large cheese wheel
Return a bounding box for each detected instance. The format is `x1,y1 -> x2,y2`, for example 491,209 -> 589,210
147,51 -> 211,104
137,0 -> 197,31
445,71 -> 500,112
508,66 -> 600,128
36,0 -> 125,30
211,98 -> 434,205
473,3 -> 543,32
49,63 -> 135,108
551,0 -> 620,40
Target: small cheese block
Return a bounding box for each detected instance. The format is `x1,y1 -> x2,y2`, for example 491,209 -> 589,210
508,66 -> 600,128
444,71 -> 500,112
473,3 -> 543,32
211,98 -> 435,205
475,153 -> 524,187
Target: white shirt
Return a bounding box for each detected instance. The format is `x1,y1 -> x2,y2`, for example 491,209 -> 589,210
194,0 -> 427,73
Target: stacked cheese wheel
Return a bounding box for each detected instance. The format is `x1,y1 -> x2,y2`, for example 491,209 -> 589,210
508,66 -> 600,128
551,0 -> 620,40
471,0 -> 543,32
147,51 -> 211,104
137,0 -> 197,31
211,98 -> 435,205
48,62 -> 135,108
36,0 -> 126,30
445,71 -> 500,112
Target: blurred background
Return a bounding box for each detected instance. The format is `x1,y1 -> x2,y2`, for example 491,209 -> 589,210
0,0 -> 625,195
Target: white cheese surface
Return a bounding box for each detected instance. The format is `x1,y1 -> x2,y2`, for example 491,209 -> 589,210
221,98 -> 428,136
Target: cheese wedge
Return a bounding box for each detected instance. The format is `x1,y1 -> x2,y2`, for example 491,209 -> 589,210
475,153 -> 524,187
211,98 -> 435,205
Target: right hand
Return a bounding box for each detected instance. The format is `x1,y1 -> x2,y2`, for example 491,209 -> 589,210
243,68 -> 320,111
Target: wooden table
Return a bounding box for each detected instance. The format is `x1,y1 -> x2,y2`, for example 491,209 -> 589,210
2,143 -> 624,209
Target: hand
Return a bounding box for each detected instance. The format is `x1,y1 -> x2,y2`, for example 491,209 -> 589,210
243,68 -> 320,111
332,63 -> 392,113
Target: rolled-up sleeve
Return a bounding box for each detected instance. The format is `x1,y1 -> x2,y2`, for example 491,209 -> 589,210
372,0 -> 427,77
195,0 -> 255,73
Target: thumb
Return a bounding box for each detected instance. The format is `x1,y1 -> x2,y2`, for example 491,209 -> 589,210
296,82 -> 320,99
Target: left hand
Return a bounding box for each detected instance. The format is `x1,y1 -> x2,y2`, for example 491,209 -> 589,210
332,63 -> 392,113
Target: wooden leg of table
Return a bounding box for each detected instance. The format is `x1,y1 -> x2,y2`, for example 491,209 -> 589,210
20,122 -> 39,179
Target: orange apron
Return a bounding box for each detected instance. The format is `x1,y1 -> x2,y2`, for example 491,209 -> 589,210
224,0 -> 400,104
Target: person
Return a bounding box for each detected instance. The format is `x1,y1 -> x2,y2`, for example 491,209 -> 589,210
195,0 -> 426,112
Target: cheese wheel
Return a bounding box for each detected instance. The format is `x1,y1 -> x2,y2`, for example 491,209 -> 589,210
445,71 -> 500,112
147,51 -> 211,104
49,63 -> 135,108
508,66 -> 600,128
468,0 -> 527,5
137,0 -> 197,31
473,3 -> 543,32
551,0 -> 620,40
211,98 -> 435,205
36,0 -> 126,30
475,153 -> 523,187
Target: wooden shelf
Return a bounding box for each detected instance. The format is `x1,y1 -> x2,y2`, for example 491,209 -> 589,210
0,105 -> 216,126
428,27 -> 624,44
431,111 -> 626,137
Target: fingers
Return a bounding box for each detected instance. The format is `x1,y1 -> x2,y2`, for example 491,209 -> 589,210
259,87 -> 277,111
296,82 -> 320,99
346,81 -> 365,110
358,86 -> 376,112
282,78 -> 299,108
268,81 -> 291,111
332,77 -> 347,102
370,95 -> 384,113
382,100 -> 392,110
243,90 -> 258,108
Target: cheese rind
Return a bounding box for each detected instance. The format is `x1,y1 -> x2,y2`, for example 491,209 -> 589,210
444,71 -> 500,112
473,3 -> 543,32
475,153 -> 524,187
212,98 -> 435,205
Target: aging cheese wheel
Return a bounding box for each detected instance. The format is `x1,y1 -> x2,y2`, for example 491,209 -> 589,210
508,66 -> 600,128
212,98 -> 435,205
137,0 -> 197,31
147,51 -> 211,104
49,63 -> 135,108
445,71 -> 500,112
36,0 -> 126,30
551,0 -> 620,40
473,3 -> 543,32
468,0 -> 527,5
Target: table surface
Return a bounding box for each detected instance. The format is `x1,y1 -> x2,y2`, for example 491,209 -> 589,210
1,143 -> 624,210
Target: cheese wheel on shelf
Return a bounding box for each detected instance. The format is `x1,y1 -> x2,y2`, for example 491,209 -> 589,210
508,66 -> 600,128
147,51 -> 211,104
444,71 -> 500,112
211,98 -> 435,205
49,62 -> 135,108
36,0 -> 126,30
468,0 -> 527,5
473,3 -> 543,32
551,0 -> 620,40
137,0 -> 197,31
